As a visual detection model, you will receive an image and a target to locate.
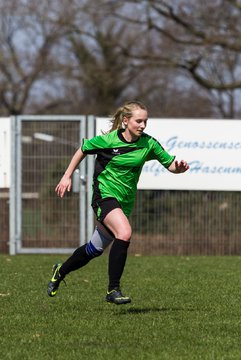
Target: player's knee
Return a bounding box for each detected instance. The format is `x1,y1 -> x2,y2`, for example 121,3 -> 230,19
85,241 -> 103,258
116,228 -> 132,242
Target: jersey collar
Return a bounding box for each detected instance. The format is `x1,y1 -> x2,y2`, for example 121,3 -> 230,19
117,129 -> 141,144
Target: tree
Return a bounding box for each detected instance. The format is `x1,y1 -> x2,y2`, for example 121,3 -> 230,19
65,25 -> 141,114
0,0 -> 233,118
113,0 -> 241,118
0,0 -> 69,115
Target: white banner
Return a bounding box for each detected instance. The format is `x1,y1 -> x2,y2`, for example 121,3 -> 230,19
0,118 -> 11,188
96,118 -> 241,191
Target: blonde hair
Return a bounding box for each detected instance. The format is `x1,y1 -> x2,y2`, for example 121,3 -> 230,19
108,101 -> 147,133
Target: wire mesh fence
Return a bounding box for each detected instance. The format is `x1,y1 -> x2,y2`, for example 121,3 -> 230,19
0,190 -> 9,253
21,120 -> 81,249
2,188 -> 241,255
130,190 -> 241,255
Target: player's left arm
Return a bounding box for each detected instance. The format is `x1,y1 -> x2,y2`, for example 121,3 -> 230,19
149,136 -> 189,174
168,159 -> 189,174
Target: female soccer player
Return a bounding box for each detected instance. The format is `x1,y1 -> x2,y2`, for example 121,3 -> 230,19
47,101 -> 189,304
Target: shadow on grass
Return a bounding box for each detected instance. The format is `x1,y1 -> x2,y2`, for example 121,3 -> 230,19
117,307 -> 195,315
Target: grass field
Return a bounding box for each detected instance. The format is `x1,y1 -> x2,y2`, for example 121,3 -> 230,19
1,255 -> 241,360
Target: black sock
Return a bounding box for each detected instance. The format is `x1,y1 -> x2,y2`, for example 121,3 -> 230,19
59,244 -> 92,277
108,238 -> 130,291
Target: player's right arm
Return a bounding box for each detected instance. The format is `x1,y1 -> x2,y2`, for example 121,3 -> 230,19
55,147 -> 86,198
56,133 -> 110,197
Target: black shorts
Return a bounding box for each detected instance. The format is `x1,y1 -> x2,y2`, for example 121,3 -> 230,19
92,197 -> 121,223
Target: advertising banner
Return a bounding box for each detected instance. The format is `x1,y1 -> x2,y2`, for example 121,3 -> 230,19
96,118 -> 241,191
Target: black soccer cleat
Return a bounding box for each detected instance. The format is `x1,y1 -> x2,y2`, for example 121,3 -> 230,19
106,288 -> 131,305
47,263 -> 65,297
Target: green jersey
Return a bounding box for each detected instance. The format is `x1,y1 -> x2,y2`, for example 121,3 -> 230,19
82,129 -> 175,217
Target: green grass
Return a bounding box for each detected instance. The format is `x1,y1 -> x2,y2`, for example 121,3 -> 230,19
1,255 -> 241,359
